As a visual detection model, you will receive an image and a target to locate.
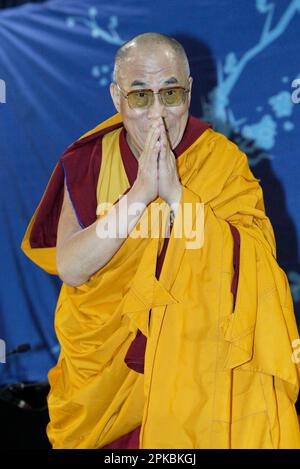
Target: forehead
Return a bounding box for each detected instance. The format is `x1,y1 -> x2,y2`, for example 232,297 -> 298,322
118,48 -> 187,87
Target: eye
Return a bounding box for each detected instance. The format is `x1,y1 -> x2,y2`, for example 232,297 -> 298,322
137,92 -> 146,98
166,90 -> 175,95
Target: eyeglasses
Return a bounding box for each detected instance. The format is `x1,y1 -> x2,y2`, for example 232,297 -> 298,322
115,82 -> 190,109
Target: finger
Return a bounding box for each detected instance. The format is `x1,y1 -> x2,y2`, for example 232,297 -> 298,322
149,126 -> 162,151
145,130 -> 161,172
160,130 -> 176,174
161,125 -> 174,161
140,127 -> 160,165
158,125 -> 169,161
149,128 -> 161,159
161,117 -> 172,148
145,126 -> 160,152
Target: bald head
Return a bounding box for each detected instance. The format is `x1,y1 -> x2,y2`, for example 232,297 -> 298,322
110,32 -> 193,154
113,32 -> 190,84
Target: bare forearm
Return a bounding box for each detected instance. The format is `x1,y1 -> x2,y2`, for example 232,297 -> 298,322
57,183 -> 149,286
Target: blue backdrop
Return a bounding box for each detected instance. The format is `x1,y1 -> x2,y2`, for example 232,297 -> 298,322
0,0 -> 299,384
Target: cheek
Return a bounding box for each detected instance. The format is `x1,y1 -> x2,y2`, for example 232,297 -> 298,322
168,107 -> 188,131
172,104 -> 188,120
122,112 -> 148,146
167,107 -> 189,147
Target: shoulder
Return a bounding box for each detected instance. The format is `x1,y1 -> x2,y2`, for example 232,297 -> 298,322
189,125 -> 248,178
199,127 -> 246,161
60,121 -> 123,177
184,125 -> 255,201
60,129 -> 102,167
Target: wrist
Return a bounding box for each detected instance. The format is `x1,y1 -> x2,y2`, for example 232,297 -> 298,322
166,183 -> 182,207
130,182 -> 152,206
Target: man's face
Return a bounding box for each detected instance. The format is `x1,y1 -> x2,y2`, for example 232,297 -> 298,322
110,47 -> 193,152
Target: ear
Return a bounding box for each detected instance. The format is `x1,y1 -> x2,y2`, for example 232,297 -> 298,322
110,82 -> 121,113
187,76 -> 193,107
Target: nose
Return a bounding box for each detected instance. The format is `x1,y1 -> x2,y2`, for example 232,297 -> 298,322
147,92 -> 167,121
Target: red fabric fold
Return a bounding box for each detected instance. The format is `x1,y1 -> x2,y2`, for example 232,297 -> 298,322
229,223 -> 241,310
102,426 -> 141,449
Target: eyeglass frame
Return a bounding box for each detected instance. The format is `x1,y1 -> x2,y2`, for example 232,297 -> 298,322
114,80 -> 191,109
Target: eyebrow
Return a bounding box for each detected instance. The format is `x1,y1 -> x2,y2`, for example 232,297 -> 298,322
130,76 -> 179,87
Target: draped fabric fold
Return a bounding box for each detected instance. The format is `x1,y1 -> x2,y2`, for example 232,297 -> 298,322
21,113 -> 300,448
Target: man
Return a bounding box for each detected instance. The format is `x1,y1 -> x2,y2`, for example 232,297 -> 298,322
21,32 -> 300,449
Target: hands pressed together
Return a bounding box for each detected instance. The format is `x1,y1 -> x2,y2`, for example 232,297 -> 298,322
134,117 -> 182,207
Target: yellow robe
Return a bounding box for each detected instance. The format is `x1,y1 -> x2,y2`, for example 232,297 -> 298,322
21,112 -> 300,448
